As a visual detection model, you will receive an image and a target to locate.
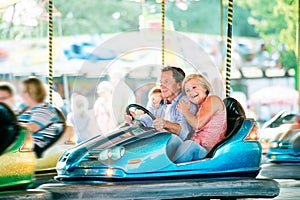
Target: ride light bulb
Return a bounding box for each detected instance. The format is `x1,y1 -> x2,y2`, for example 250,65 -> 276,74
244,124 -> 258,141
20,132 -> 34,152
269,142 -> 279,149
65,131 -> 77,144
106,168 -> 114,176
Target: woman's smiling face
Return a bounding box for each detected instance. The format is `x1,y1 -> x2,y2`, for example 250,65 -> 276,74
184,78 -> 207,105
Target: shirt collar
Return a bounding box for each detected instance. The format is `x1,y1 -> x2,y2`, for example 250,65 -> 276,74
166,93 -> 183,105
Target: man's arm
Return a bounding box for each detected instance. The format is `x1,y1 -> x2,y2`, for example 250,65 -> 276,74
164,120 -> 181,134
153,98 -> 197,140
153,118 -> 180,134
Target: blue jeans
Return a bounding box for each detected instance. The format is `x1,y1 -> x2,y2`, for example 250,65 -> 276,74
166,135 -> 184,159
171,140 -> 208,163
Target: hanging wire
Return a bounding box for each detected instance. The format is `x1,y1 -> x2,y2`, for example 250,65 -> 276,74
161,0 -> 165,67
48,0 -> 53,105
225,0 -> 233,98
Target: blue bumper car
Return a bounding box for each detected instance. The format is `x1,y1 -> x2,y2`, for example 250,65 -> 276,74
267,129 -> 300,163
55,98 -> 262,182
259,111 -> 300,154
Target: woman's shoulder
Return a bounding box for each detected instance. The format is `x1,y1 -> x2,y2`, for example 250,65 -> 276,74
206,95 -> 225,109
206,95 -> 223,103
32,102 -> 56,113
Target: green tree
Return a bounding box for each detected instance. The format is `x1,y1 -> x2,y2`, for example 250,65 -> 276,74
0,1 -> 143,39
53,1 -> 142,35
236,0 -> 298,53
145,0 -> 258,37
0,0 -> 258,39
236,0 -> 298,70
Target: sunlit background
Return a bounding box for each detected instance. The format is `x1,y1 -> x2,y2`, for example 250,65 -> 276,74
0,0 -> 298,126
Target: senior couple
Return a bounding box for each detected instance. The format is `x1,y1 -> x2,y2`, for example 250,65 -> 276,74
126,66 -> 227,163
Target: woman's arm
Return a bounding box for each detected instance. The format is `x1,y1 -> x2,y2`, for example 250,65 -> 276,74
24,122 -> 42,134
24,105 -> 56,134
177,96 -> 224,130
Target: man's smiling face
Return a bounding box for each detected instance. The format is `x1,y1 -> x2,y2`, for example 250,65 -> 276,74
160,70 -> 181,101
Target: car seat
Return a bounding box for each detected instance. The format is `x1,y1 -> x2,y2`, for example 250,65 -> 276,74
0,103 -> 20,155
206,97 -> 246,158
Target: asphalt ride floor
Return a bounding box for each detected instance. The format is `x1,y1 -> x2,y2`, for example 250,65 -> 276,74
0,178 -> 281,200
1,162 -> 300,200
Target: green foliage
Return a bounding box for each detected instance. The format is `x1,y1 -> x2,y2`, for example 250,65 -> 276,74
56,0 -> 257,37
280,49 -> 297,69
236,0 -> 298,53
157,0 -> 258,36
0,0 -> 258,39
54,1 -> 142,35
166,0 -> 223,35
236,0 -> 298,71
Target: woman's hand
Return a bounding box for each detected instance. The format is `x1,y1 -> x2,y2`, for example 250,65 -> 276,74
177,100 -> 190,115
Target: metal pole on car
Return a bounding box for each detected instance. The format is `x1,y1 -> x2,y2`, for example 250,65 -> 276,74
225,0 -> 233,98
161,0 -> 165,67
48,0 -> 53,105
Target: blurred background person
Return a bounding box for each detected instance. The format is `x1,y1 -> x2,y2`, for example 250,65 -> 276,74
256,43 -> 270,68
94,81 -> 116,134
0,81 -> 16,109
44,83 -> 66,116
17,76 -> 64,157
109,71 -> 136,126
67,93 -> 101,143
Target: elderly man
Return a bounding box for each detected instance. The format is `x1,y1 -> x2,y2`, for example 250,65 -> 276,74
128,66 -> 197,140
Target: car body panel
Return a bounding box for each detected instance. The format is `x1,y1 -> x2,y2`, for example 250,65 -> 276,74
0,127 -> 36,189
259,111 -> 300,154
55,119 -> 261,182
36,125 -> 76,174
267,129 -> 300,163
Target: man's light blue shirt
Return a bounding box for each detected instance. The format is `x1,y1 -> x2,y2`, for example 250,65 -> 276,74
142,93 -> 197,140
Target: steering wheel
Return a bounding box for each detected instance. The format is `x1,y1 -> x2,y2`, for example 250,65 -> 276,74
126,104 -> 156,121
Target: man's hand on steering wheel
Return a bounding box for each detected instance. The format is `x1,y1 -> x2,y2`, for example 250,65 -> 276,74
124,111 -> 134,124
125,104 -> 156,126
152,117 -> 165,131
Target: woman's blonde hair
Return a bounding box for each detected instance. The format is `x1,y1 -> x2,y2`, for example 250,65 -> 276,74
22,76 -> 47,103
182,74 -> 213,95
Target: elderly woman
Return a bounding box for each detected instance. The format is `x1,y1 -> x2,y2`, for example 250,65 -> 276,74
173,73 -> 227,163
18,76 -> 64,157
